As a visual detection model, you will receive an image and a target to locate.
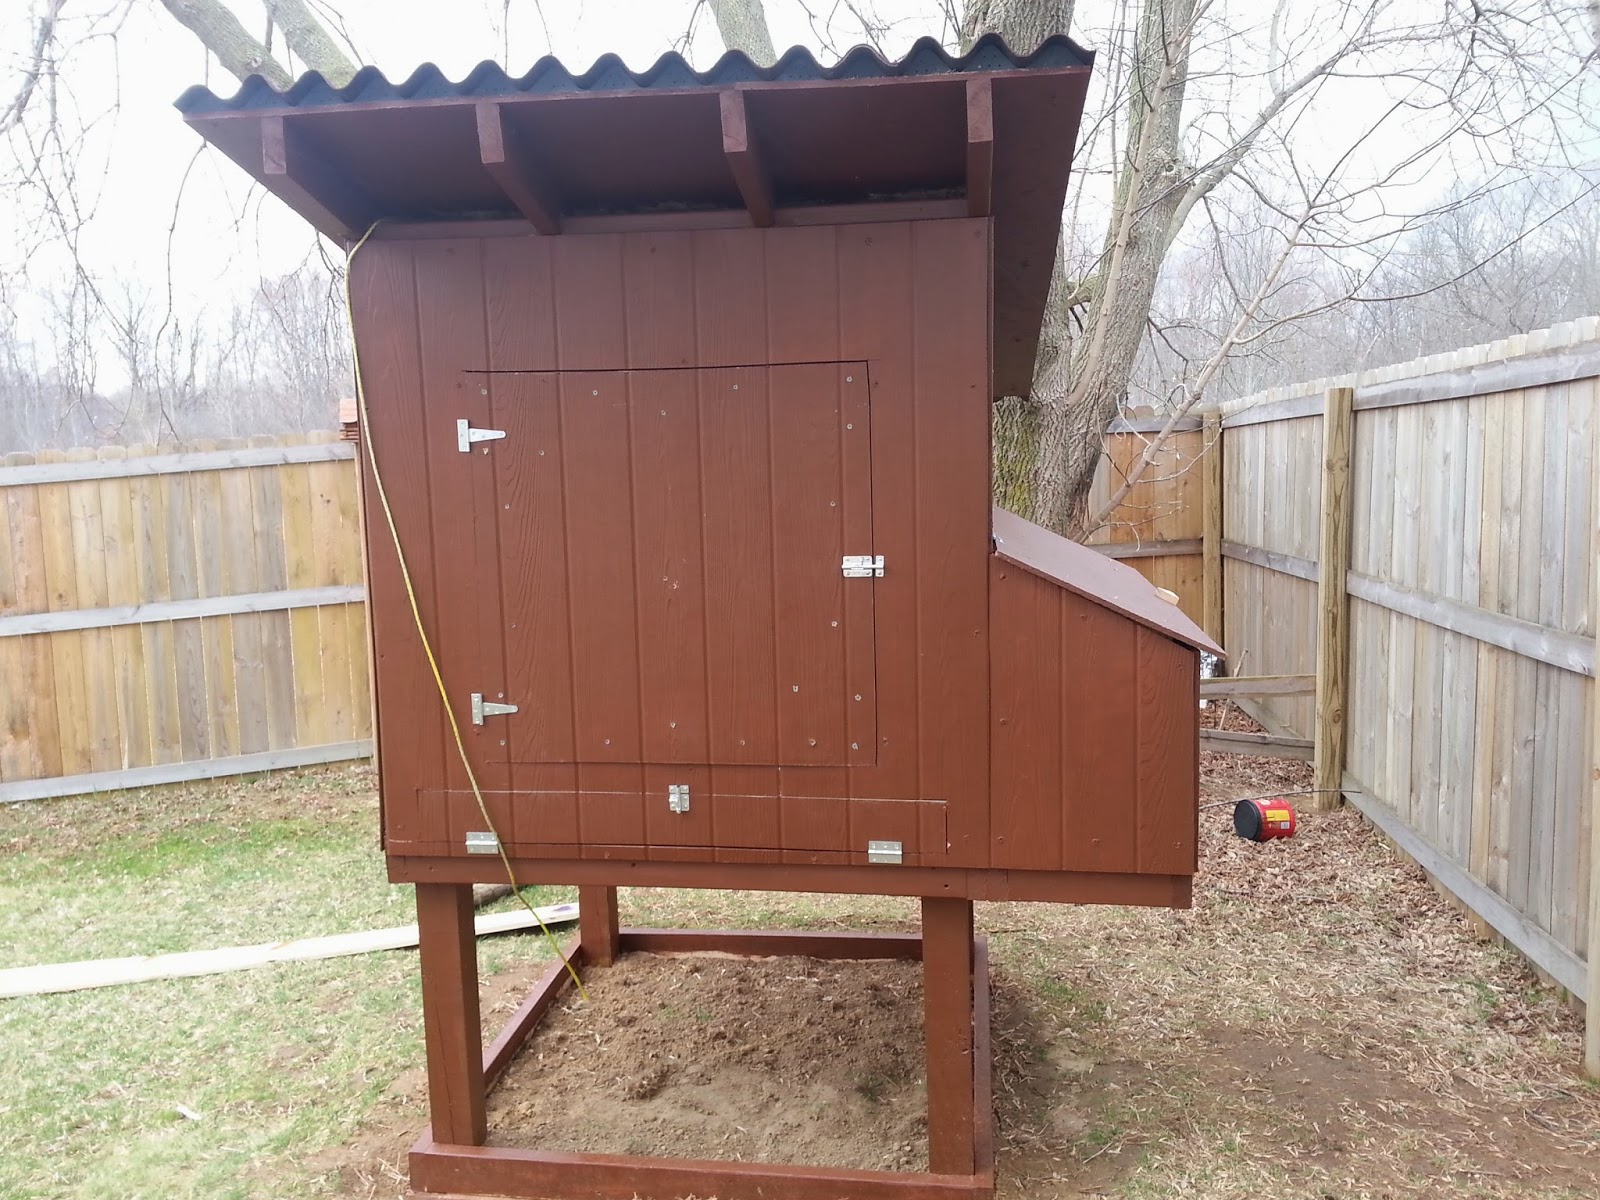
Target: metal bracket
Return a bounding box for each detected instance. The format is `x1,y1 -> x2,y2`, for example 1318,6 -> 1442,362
457,419 -> 507,453
668,783 -> 691,814
465,831 -> 501,854
842,554 -> 885,578
470,692 -> 519,725
866,839 -> 903,864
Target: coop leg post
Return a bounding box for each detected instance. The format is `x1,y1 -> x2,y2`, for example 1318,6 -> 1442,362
922,896 -> 976,1176
416,883 -> 487,1146
578,884 -> 621,967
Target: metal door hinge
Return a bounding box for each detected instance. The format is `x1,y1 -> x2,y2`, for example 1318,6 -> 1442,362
465,831 -> 500,854
470,693 -> 519,725
842,554 -> 885,578
867,840 -> 903,864
457,419 -> 507,452
668,783 -> 691,814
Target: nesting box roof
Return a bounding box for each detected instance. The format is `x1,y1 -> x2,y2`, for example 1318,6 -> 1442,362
992,507 -> 1223,655
175,34 -> 1093,397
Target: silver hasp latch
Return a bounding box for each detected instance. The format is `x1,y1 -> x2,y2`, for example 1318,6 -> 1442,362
465,831 -> 501,854
470,692 -> 519,725
457,418 -> 507,452
842,554 -> 885,578
866,840 -> 903,864
668,783 -> 691,814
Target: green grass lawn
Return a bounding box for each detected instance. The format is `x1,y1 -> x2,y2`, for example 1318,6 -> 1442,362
0,767 -> 568,1200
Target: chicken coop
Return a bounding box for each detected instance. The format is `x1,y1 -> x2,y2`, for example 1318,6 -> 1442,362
178,32 -> 1218,1200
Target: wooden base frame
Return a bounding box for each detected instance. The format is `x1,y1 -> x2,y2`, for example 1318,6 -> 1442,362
408,889 -> 993,1200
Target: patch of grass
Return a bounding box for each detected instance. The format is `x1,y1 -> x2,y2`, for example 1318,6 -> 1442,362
0,767 -> 569,1199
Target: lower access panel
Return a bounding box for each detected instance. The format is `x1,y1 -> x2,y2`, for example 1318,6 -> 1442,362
486,362 -> 878,770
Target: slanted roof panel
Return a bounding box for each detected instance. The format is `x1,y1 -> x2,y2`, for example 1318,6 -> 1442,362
175,35 -> 1093,399
991,507 -> 1223,655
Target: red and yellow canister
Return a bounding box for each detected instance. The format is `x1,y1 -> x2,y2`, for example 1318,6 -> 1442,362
1233,797 -> 1297,841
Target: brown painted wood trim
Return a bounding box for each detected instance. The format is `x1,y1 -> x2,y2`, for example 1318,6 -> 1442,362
261,114 -> 373,242
720,90 -> 774,227
366,199 -> 971,241
965,77 -> 993,217
408,1135 -> 991,1200
617,928 -> 923,959
1089,538 -> 1202,560
972,936 -> 994,1174
416,884 -> 488,1146
387,858 -> 1194,906
481,937 -> 584,1090
475,103 -> 561,234
577,885 -> 620,966
1221,540 -> 1319,583
923,898 -> 976,1175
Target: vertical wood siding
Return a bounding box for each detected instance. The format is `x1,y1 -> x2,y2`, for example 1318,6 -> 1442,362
353,221 -> 993,865
1215,320 -> 1600,977
0,434 -> 369,801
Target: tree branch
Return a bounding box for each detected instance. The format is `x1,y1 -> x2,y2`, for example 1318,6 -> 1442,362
157,0 -> 292,88
264,0 -> 358,86
1,0 -> 68,136
708,0 -> 777,65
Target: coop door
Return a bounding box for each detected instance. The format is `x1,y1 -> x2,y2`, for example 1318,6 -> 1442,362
488,363 -> 876,768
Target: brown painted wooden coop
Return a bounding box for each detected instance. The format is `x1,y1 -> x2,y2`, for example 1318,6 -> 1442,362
179,33 -> 1220,1200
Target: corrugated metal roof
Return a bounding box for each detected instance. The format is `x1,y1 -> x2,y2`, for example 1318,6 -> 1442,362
175,34 -> 1092,114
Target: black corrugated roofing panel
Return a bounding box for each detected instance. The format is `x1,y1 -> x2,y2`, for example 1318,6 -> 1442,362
174,33 -> 1093,114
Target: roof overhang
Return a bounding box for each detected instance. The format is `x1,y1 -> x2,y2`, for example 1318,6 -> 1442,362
176,36 -> 1092,398
992,507 -> 1225,656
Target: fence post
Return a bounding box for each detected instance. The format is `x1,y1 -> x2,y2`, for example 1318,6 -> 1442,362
1588,469 -> 1600,1076
1314,387 -> 1355,812
1202,411 -> 1224,652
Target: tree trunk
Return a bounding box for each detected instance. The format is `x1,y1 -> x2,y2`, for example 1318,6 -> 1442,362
1033,0 -> 1196,535
264,0 -> 358,86
962,1 -> 1076,53
708,0 -> 778,65
158,0 -> 292,88
963,0 -> 1077,523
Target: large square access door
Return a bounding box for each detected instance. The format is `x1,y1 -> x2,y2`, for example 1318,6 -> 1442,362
488,362 -> 876,770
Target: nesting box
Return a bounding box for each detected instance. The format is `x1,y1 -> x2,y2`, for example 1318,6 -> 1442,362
179,33 -> 1218,1200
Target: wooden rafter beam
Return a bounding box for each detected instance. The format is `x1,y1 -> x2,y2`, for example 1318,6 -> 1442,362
474,103 -> 561,235
966,76 -> 994,218
260,114 -> 375,243
719,89 -> 774,228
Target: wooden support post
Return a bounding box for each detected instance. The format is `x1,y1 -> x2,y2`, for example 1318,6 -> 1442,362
416,883 -> 487,1146
1588,435 -> 1600,1077
922,896 -> 976,1176
578,884 -> 621,967
1314,387 -> 1355,813
1202,411 -> 1224,653
964,77 -> 994,218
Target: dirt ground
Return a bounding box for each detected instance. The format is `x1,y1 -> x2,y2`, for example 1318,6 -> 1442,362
315,711 -> 1599,1199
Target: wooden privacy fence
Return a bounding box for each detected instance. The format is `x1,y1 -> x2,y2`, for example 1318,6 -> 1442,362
0,433 -> 371,803
1091,318 -> 1600,1072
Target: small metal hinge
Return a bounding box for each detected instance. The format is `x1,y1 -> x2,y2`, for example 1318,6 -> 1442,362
866,839 -> 903,865
465,831 -> 500,854
668,783 -> 691,814
470,692 -> 519,725
842,554 -> 885,578
457,419 -> 507,452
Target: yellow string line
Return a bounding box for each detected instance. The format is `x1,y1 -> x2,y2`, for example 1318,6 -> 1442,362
344,221 -> 586,1000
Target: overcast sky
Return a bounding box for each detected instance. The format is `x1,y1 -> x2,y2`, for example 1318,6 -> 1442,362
1,1 -> 1593,382
0,0 -> 957,321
